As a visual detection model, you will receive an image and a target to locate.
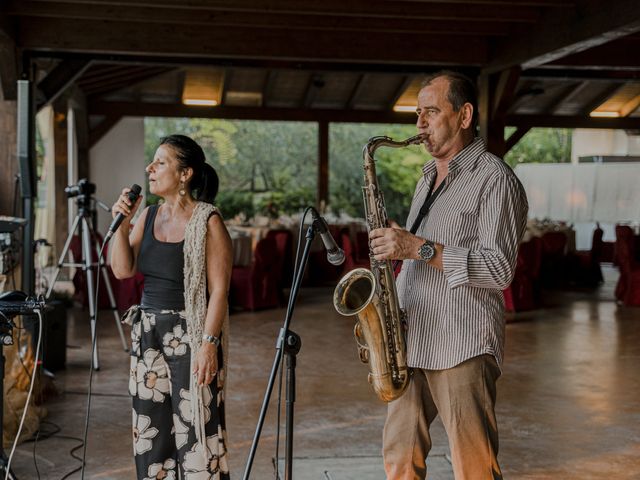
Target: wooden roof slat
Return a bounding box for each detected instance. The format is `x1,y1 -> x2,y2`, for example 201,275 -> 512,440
7,2 -> 519,36
489,0 -> 640,71
19,17 -> 489,65
20,0 -> 543,23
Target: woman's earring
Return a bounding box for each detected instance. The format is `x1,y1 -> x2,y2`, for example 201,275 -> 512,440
179,181 -> 186,197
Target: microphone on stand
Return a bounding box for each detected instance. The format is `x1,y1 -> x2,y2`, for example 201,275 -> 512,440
104,184 -> 142,242
311,209 -> 345,266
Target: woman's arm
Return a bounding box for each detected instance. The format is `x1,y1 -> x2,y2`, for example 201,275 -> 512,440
109,189 -> 146,279
195,212 -> 233,386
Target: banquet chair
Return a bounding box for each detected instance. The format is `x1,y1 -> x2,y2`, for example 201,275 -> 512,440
539,231 -> 568,288
229,235 -> 281,311
265,229 -> 294,303
341,231 -> 369,275
568,225 -> 604,288
503,237 -> 542,312
614,225 -> 640,306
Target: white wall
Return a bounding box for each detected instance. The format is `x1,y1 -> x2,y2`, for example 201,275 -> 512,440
89,117 -> 146,235
572,129 -> 640,163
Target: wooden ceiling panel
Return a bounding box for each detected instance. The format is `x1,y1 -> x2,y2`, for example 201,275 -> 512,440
2,0 -> 639,128
312,72 -> 361,110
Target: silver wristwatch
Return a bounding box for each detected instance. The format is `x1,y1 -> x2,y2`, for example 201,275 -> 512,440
202,333 -> 220,347
417,239 -> 436,262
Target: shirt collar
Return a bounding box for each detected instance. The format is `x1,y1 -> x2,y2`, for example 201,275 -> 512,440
421,137 -> 486,180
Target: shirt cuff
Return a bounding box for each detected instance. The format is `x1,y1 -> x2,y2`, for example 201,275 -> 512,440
442,245 -> 470,289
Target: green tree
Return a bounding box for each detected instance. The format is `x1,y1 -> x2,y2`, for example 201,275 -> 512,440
504,127 -> 572,167
329,123 -> 425,222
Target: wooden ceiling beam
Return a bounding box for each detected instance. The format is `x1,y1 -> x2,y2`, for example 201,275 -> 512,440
261,70 -> 277,108
302,74 -> 324,109
0,24 -> 18,101
579,83 -> 623,115
506,113 -> 640,129
489,0 -> 640,71
505,126 -> 531,153
7,1 -> 516,36
19,0 -> 541,22
538,82 -> 584,114
19,18 -> 488,65
346,74 -> 367,110
83,67 -> 172,98
387,75 -> 413,110
89,100 -> 419,125
523,67 -> 640,82
547,37 -> 640,69
620,94 -> 640,118
36,58 -> 90,109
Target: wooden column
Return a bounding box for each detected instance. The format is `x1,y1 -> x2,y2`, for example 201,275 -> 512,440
53,99 -> 69,255
317,120 -> 329,212
0,100 -> 18,215
478,67 -> 520,158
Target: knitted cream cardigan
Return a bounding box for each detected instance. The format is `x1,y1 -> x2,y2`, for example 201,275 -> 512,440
183,201 -> 229,446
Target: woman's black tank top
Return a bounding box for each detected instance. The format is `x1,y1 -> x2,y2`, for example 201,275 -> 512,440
138,205 -> 185,310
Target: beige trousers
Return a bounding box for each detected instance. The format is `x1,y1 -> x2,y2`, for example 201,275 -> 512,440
383,355 -> 502,480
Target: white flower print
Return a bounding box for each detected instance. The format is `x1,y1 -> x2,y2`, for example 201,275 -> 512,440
172,414 -> 189,449
130,320 -> 141,356
142,311 -> 157,332
183,434 -> 229,479
128,356 -> 138,396
162,324 -> 189,357
132,409 -> 159,455
145,458 -> 177,480
178,386 -> 213,424
136,348 -> 171,403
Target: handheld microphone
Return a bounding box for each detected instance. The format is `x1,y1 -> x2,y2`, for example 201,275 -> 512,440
311,209 -> 345,266
104,184 -> 142,242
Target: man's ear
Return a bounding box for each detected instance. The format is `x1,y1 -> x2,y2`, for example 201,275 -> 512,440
460,103 -> 474,129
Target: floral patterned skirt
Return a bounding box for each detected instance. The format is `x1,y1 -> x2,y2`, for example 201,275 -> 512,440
124,306 -> 230,480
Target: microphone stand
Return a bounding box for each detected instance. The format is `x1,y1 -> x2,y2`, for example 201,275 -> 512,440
242,218 -> 322,480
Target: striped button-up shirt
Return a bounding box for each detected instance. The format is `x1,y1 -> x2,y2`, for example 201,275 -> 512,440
396,138 -> 528,370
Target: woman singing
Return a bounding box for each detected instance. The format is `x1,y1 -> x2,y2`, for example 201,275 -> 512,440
110,134 -> 233,479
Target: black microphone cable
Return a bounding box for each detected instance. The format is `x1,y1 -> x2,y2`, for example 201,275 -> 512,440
3,308 -> 43,480
79,237 -> 109,479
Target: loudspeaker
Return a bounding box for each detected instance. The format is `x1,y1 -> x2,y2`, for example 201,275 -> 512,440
23,300 -> 67,372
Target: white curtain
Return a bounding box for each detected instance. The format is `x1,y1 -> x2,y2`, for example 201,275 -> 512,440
515,163 -> 640,223
34,106 -> 56,246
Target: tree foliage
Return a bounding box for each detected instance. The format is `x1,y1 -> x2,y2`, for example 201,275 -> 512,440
144,118 -> 572,222
504,127 -> 572,167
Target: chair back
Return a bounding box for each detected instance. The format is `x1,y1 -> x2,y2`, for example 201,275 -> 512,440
590,226 -> 604,263
266,229 -> 294,286
541,231 -> 567,257
615,225 -> 636,275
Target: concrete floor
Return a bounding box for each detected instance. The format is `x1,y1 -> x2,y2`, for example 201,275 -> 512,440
6,266 -> 640,479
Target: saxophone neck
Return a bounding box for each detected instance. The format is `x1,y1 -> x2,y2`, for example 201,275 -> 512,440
363,134 -> 424,165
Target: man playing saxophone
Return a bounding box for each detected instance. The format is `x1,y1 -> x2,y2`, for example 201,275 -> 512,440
369,71 -> 528,479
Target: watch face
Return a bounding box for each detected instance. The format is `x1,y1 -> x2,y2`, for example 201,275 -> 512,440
419,241 -> 435,261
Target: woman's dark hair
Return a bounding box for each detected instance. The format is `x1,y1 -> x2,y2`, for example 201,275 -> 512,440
422,70 -> 478,131
159,134 -> 219,204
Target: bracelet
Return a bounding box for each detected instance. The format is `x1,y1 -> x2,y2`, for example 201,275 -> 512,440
202,333 -> 220,347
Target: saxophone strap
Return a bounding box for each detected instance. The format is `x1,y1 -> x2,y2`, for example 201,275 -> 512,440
392,177 -> 446,274
408,177 -> 446,235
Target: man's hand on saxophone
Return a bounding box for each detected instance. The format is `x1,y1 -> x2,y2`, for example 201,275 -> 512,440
369,228 -> 444,270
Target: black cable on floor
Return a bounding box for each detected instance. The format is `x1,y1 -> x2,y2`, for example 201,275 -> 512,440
79,238 -> 108,479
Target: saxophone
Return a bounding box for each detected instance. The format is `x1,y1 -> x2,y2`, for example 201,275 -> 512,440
333,134 -> 423,402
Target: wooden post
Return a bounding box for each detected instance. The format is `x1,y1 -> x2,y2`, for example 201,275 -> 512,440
317,120 -> 329,212
478,67 -> 520,158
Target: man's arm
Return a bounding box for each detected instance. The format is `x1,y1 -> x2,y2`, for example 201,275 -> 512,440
441,174 -> 528,289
